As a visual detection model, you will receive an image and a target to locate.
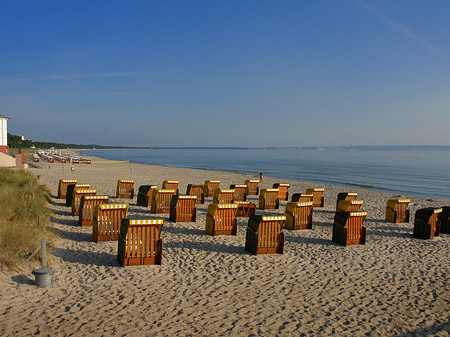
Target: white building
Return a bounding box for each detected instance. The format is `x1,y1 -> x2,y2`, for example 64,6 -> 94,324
0,115 -> 10,146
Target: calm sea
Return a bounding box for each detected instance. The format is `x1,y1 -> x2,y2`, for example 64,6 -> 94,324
82,148 -> 450,200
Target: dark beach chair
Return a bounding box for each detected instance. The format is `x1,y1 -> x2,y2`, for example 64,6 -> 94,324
65,183 -> 90,206
332,211 -> 367,246
169,195 -> 197,222
291,193 -> 314,203
284,201 -> 313,230
245,215 -> 285,255
136,185 -> 158,207
438,207 -> 450,234
58,179 -> 78,199
337,200 -> 364,212
335,192 -> 358,211
413,208 -> 442,239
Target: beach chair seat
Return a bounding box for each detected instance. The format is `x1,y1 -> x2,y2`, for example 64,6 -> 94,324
204,180 -> 221,198
413,208 -> 442,239
72,189 -> 97,216
205,203 -> 238,236
116,180 -> 135,199
230,184 -> 247,202
245,180 -> 260,196
332,211 -> 367,246
337,200 -> 364,212
385,199 -> 411,223
259,188 -> 280,210
117,219 -> 164,266
235,201 -> 256,217
136,185 -> 158,207
65,183 -> 90,206
151,189 -> 177,214
245,215 -> 285,255
306,188 -> 325,207
79,195 -> 109,226
162,180 -> 180,194
57,179 -> 78,199
335,192 -> 358,211
169,195 -> 197,222
213,189 -> 235,204
93,203 -> 129,242
273,183 -> 290,201
186,184 -> 205,204
285,201 -> 313,230
438,207 -> 450,234
291,193 -> 314,203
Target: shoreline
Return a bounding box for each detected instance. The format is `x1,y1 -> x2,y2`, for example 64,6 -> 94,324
0,155 -> 449,335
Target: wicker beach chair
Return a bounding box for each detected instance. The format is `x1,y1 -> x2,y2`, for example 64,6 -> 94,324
244,180 -> 260,196
205,203 -> 238,236
92,203 -> 129,242
413,208 -> 442,239
79,195 -> 109,226
186,184 -> 205,204
72,189 -> 97,216
235,201 -> 256,218
151,189 -> 177,214
337,200 -> 364,212
259,188 -> 280,210
273,183 -> 290,201
385,199 -> 411,223
136,185 -> 158,207
230,184 -> 247,202
438,207 -> 450,234
245,215 -> 285,255
65,183 -> 90,206
117,219 -> 164,266
335,192 -> 358,211
169,195 -> 197,222
204,180 -> 221,198
116,180 -> 135,199
332,211 -> 367,246
213,189 -> 235,204
291,193 -> 314,203
284,201 -> 313,230
58,179 -> 78,199
162,180 -> 180,194
305,188 -> 325,207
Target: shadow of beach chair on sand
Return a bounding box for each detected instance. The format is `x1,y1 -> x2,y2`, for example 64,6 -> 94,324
79,195 -> 109,226
117,219 -> 164,266
93,203 -> 129,242
169,195 -> 197,222
205,203 -> 238,236
284,201 -> 313,230
116,180 -> 135,199
245,215 -> 285,255
413,207 -> 442,239
58,179 -> 78,199
151,189 -> 176,214
332,211 -> 367,246
136,185 -> 157,207
259,188 -> 280,210
385,198 -> 411,223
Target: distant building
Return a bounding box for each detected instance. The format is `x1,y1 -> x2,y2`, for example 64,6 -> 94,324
0,115 -> 10,147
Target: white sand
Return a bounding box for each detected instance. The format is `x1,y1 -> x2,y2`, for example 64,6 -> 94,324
1,156 -> 450,336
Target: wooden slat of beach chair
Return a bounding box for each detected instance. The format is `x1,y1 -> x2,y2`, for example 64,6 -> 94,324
187,185 -> 205,204
245,180 -> 260,196
58,179 -> 78,199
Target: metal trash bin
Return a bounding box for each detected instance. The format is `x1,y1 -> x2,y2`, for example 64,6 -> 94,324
32,268 -> 55,288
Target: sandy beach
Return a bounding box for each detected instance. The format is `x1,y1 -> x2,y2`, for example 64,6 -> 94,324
1,156 -> 450,336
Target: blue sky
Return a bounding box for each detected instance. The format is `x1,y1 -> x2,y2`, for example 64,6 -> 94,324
1,0 -> 449,147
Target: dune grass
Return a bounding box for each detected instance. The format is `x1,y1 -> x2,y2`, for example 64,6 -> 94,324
0,168 -> 53,267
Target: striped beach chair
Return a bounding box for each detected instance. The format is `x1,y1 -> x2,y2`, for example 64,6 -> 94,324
72,189 -> 97,216
162,180 -> 180,194
284,201 -> 313,230
413,208 -> 442,239
169,195 -> 197,222
337,200 -> 364,212
58,179 -> 78,199
306,188 -> 325,207
385,199 -> 411,223
65,183 -> 90,206
259,188 -> 280,210
291,193 -> 314,203
213,189 -> 235,204
204,180 -> 221,198
235,201 -> 256,218
116,180 -> 135,199
136,185 -> 158,207
117,218 -> 164,266
93,203 -> 129,242
335,192 -> 358,211
230,184 -> 247,202
273,183 -> 290,201
245,180 -> 260,196
205,203 -> 238,236
151,189 -> 176,214
245,215 -> 285,255
79,195 -> 109,226
332,211 -> 367,246
186,184 -> 205,204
